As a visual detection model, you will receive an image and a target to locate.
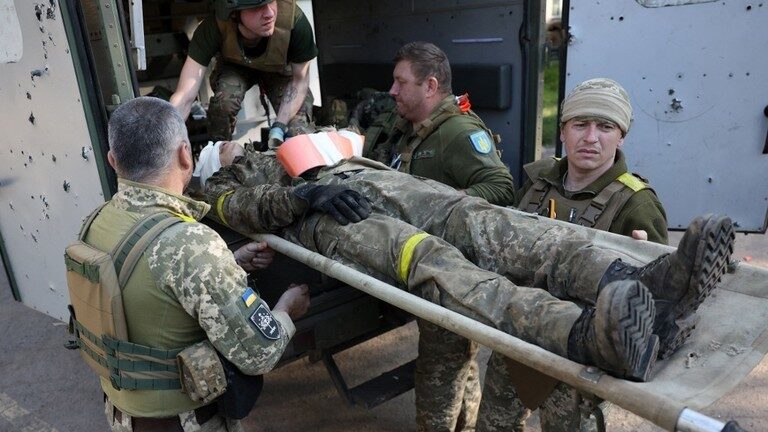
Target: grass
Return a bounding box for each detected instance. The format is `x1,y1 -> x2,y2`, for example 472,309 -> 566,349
542,60 -> 560,148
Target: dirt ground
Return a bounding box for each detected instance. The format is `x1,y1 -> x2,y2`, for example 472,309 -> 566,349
0,231 -> 766,432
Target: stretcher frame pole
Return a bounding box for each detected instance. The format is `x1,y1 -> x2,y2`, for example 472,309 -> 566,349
254,233 -> 734,432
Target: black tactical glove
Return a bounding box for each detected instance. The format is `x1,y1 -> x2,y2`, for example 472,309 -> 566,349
293,184 -> 372,225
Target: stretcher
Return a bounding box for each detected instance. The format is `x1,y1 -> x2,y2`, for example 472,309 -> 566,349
250,210 -> 767,432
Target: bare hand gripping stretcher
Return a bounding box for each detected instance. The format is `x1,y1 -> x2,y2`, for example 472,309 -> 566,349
251,212 -> 766,432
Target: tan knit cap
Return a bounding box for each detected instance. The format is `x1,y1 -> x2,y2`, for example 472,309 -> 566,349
560,78 -> 633,134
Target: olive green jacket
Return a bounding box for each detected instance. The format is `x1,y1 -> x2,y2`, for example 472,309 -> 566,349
364,96 -> 515,205
516,150 -> 668,244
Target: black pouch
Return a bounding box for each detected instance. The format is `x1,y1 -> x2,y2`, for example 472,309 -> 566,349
215,353 -> 264,420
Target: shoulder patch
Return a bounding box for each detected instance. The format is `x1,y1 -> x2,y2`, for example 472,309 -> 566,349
242,287 -> 257,307
617,172 -> 647,192
468,130 -> 493,154
250,304 -> 280,340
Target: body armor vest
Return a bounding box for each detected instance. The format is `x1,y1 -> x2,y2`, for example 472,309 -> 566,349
217,0 -> 300,75
518,158 -> 651,230
67,203 -> 209,416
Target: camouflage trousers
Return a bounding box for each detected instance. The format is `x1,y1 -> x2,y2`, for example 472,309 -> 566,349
300,167 -> 640,429
416,319 -> 481,432
208,61 -> 314,141
294,212 -> 584,355
104,399 -> 244,432
313,168 -> 630,299
476,355 -> 606,432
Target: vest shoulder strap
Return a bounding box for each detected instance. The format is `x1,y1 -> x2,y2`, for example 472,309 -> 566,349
78,201 -> 110,241
577,173 -> 648,230
398,106 -> 463,172
518,158 -> 560,214
113,213 -> 183,287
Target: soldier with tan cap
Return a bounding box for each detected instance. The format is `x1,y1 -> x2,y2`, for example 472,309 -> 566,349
478,78 -> 670,432
518,78 -> 668,243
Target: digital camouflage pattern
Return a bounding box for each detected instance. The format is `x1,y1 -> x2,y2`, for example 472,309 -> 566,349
105,397 -> 245,432
115,181 -> 294,375
475,352 -> 530,432
91,180 -> 294,427
416,319 -> 481,432
178,341 -> 228,404
208,62 -> 314,141
367,94 -> 518,431
206,152 -> 624,307
538,383 -> 607,432
204,151 -> 653,428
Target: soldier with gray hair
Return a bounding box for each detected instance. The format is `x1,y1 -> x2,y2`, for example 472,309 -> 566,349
484,78 -> 669,432
77,96 -> 316,432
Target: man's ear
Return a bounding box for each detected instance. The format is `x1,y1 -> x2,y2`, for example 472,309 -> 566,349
617,136 -> 625,148
426,76 -> 439,97
178,141 -> 193,171
107,150 -> 118,171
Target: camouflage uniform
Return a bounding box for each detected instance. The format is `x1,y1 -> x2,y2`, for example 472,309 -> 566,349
86,180 -> 295,432
205,152 -> 646,428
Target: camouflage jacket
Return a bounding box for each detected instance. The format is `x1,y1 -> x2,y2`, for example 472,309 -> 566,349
89,180 -> 295,378
204,152 -> 310,235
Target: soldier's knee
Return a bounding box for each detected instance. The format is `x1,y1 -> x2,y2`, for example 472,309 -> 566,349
209,91 -> 244,115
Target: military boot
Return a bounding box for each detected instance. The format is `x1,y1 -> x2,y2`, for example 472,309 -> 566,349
598,214 -> 735,359
568,280 -> 658,382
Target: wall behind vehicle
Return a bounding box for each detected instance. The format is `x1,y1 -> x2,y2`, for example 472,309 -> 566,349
312,0 -> 527,181
0,0 -> 108,320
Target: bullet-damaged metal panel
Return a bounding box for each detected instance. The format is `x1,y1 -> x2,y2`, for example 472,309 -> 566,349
636,0 -> 717,7
0,0 -> 24,63
0,0 -> 106,320
565,0 -> 768,232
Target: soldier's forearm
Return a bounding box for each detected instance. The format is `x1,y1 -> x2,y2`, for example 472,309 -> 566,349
219,186 -> 308,235
276,77 -> 309,125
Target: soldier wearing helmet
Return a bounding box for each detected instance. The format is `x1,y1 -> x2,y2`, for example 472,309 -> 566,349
170,0 -> 317,148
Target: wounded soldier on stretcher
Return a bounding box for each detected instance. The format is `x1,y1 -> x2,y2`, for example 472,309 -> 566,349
192,136 -> 735,387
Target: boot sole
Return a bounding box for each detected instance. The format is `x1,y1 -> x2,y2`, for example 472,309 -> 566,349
596,280 -> 658,381
657,215 -> 735,359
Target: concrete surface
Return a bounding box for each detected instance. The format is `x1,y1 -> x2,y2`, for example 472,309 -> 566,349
1,231 -> 766,432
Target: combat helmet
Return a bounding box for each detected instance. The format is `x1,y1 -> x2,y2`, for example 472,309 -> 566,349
215,0 -> 275,20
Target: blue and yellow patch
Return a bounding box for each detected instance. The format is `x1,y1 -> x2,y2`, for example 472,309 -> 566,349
242,287 -> 257,308
469,130 -> 493,154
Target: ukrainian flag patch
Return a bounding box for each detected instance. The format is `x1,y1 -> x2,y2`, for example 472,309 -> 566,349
242,287 -> 257,307
469,130 -> 493,154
